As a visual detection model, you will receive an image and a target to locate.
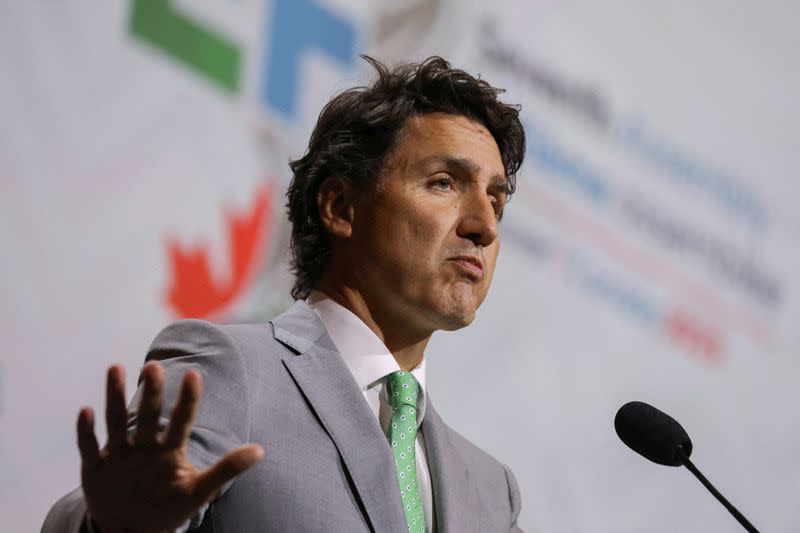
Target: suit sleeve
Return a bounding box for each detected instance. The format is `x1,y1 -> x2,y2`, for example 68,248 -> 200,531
41,319 -> 252,533
41,488 -> 90,533
504,463 -> 525,533
137,318 -> 252,482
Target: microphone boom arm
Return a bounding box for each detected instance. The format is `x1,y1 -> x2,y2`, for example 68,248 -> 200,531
676,446 -> 760,533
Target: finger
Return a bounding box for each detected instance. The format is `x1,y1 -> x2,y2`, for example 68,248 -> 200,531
105,365 -> 128,449
133,361 -> 165,446
77,407 -> 100,468
163,369 -> 202,449
193,444 -> 264,504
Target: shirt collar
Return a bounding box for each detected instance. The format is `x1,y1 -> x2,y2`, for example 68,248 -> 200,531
307,290 -> 427,421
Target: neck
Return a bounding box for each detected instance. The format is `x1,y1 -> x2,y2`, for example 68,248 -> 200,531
314,283 -> 431,371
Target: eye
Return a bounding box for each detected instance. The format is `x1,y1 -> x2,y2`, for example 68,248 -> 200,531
491,194 -> 506,220
430,175 -> 454,190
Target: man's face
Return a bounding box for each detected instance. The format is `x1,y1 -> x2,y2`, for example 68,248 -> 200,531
348,113 -> 507,335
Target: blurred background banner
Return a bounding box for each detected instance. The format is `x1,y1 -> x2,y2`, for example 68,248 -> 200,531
1,1 -> 797,531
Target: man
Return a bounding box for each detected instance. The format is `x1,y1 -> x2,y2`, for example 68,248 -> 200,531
43,56 -> 526,533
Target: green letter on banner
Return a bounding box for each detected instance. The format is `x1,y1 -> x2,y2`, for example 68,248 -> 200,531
129,0 -> 241,92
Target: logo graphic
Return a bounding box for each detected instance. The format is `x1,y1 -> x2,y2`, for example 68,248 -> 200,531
129,0 -> 360,319
263,0 -> 356,118
129,0 -> 242,92
129,0 -> 358,119
165,183 -> 274,319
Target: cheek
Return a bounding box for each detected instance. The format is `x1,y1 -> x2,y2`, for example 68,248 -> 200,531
395,207 -> 448,256
371,207 -> 441,274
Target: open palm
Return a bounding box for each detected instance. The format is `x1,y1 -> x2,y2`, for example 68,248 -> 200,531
77,362 -> 263,532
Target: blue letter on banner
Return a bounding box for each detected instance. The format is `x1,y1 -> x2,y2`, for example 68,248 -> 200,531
262,0 -> 356,118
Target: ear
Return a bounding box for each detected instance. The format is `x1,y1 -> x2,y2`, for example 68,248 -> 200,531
317,176 -> 356,238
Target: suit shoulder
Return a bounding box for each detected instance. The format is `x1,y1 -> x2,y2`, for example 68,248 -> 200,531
151,318 -> 273,342
149,319 -> 287,361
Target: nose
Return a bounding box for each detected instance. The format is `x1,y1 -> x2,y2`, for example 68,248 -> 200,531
456,191 -> 499,247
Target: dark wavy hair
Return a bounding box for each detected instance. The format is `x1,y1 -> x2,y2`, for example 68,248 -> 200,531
286,56 -> 525,300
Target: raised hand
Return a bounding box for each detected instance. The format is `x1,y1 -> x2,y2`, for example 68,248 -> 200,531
77,362 -> 263,533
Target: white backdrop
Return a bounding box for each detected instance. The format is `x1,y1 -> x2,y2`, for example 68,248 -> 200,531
2,1 -> 798,531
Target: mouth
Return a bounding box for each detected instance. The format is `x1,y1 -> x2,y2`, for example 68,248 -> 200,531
448,255 -> 484,280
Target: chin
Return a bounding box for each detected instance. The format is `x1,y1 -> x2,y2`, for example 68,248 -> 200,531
439,316 -> 475,331
437,306 -> 477,331
424,285 -> 484,331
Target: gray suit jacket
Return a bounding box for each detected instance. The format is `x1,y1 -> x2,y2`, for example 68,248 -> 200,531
43,301 -> 523,532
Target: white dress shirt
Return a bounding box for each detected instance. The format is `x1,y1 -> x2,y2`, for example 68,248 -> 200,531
307,291 -> 434,532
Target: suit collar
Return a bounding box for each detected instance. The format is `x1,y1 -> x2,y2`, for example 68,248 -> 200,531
305,291 -> 429,424
422,401 -> 490,533
270,299 -> 329,354
272,302 -> 489,532
272,301 -> 408,533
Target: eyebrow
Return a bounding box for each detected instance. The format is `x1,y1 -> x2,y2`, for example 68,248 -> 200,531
420,155 -> 508,194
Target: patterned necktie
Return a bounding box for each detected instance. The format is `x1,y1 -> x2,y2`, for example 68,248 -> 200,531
386,371 -> 427,533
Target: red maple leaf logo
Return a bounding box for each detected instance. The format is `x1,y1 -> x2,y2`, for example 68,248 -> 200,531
165,183 -> 274,319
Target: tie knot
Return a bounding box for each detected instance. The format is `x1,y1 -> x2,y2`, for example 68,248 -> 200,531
386,371 -> 420,409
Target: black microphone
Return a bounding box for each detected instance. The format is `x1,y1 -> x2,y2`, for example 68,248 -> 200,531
615,401 -> 760,533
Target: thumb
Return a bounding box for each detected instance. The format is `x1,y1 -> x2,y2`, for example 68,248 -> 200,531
193,444 -> 264,504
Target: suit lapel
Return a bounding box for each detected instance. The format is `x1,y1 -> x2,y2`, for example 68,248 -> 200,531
422,402 -> 489,533
272,302 -> 408,533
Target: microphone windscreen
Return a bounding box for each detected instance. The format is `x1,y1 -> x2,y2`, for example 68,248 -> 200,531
615,401 -> 693,466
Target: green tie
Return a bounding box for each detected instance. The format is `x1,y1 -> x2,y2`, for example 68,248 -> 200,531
386,371 -> 427,533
